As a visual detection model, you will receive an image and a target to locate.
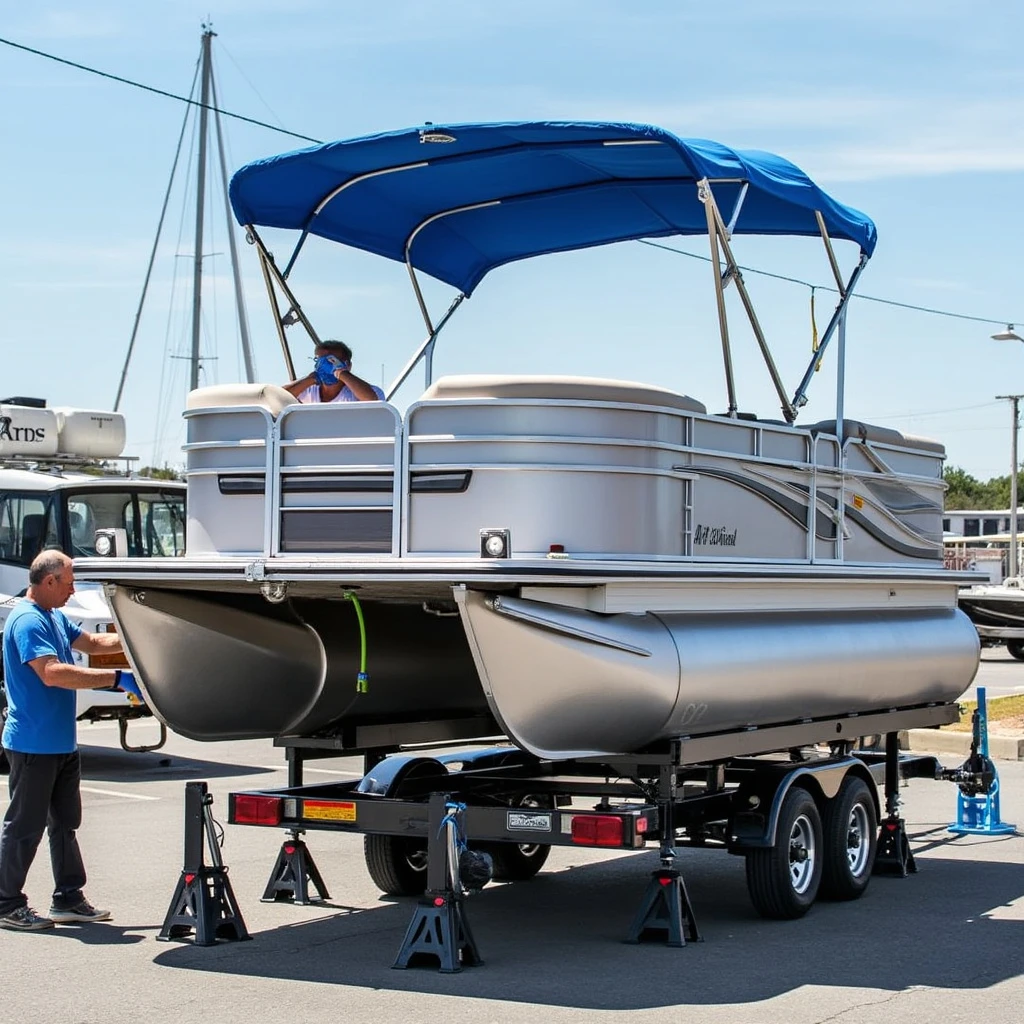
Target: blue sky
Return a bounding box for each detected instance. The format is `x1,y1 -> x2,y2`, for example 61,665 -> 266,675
1,2 -> 1022,477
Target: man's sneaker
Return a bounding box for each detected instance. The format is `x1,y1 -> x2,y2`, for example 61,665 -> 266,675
0,906 -> 55,931
49,899 -> 111,923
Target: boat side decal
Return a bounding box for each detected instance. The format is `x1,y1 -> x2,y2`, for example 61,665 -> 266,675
691,465 -> 836,540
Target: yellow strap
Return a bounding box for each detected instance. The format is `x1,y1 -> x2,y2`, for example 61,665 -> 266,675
811,288 -> 821,371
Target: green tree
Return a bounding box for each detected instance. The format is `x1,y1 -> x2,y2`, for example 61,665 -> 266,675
137,465 -> 183,481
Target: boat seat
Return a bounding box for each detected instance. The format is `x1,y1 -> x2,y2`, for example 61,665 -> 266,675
809,419 -> 945,455
420,374 -> 707,414
186,383 -> 298,418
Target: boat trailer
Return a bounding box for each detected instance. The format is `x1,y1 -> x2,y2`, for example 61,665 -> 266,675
208,703 -> 995,971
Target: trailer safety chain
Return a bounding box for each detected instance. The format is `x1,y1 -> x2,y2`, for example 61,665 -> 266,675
342,590 -> 369,693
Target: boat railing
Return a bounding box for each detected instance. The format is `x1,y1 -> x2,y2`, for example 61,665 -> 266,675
182,381 -> 947,566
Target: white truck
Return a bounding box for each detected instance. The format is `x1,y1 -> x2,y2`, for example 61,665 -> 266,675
0,398 -> 186,768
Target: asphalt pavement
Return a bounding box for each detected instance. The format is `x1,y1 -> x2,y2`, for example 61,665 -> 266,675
971,644 -> 1024,703
0,722 -> 1021,1024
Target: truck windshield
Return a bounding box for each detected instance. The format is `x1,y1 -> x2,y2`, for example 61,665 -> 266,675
64,489 -> 186,558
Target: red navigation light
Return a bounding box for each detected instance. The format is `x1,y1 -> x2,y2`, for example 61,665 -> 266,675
233,794 -> 283,826
571,815 -> 625,847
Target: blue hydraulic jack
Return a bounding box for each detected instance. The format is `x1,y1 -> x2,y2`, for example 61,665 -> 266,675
948,687 -> 1017,837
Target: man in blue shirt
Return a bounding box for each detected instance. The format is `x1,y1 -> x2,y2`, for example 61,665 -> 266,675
0,549 -> 141,931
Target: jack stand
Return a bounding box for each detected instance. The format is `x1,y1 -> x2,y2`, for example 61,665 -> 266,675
393,793 -> 483,973
261,830 -> 330,904
874,731 -> 916,876
949,687 -> 1017,837
158,781 -> 251,946
625,757 -> 700,946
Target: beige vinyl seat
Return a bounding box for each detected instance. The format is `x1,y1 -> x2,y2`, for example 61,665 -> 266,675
419,374 -> 707,414
809,419 -> 945,455
186,383 -> 298,418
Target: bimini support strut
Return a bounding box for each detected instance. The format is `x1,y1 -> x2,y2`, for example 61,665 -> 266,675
248,225 -> 325,382
790,251 -> 869,416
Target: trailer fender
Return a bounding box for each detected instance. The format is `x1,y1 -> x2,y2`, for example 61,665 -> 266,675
731,758 -> 878,850
355,755 -> 449,798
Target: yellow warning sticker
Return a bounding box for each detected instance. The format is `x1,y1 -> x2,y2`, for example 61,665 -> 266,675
303,801 -> 357,822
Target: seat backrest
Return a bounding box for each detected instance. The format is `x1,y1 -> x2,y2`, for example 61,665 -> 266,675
809,418 -> 945,455
419,374 -> 707,414
186,383 -> 298,418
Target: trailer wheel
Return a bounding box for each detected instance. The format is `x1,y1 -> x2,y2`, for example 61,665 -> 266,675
745,787 -> 822,919
1006,640 -> 1024,661
820,776 -> 877,901
480,841 -> 551,881
363,835 -> 428,897
478,793 -> 552,881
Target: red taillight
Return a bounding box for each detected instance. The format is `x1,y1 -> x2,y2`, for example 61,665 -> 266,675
233,794 -> 282,826
571,814 -> 624,847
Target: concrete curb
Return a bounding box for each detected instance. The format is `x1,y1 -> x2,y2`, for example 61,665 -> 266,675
902,728 -> 1024,761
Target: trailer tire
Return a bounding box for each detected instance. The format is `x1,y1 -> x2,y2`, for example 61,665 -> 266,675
479,841 -> 551,881
363,835 -> 428,897
745,787 -> 822,919
819,776 -> 877,901
1006,640 -> 1024,661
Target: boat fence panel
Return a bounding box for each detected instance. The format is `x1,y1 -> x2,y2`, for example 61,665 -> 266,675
183,405 -> 274,556
273,402 -> 404,556
404,398 -> 698,558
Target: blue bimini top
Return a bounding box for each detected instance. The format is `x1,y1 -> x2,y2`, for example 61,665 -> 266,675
229,120 -> 876,296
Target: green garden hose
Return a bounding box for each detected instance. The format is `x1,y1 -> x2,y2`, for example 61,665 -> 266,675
343,590 -> 369,693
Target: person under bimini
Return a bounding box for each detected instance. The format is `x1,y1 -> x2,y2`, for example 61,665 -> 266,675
282,340 -> 385,403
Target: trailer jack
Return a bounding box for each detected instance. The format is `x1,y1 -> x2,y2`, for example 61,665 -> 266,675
158,781 -> 250,945
262,829 -> 330,905
393,793 -> 484,973
625,761 -> 700,946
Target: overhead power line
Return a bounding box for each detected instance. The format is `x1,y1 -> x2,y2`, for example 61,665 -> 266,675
3,34 -> 1020,331
639,240 -> 1019,328
0,35 -> 323,144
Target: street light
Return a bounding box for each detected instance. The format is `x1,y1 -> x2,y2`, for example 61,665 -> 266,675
992,324 -> 1024,343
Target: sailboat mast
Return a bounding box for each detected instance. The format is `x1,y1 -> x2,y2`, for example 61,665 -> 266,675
189,27 -> 214,391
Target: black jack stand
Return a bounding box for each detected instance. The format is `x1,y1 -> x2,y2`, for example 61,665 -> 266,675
626,758 -> 700,947
393,793 -> 483,973
873,731 -> 917,877
262,830 -> 330,904
158,781 -> 251,945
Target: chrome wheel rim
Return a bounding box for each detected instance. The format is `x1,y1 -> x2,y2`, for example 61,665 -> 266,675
789,813 -> 816,894
845,803 -> 871,877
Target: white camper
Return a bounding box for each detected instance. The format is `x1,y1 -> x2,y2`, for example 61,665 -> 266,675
0,398 -> 185,766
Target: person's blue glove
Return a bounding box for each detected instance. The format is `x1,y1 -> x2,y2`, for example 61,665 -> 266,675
315,354 -> 350,385
116,669 -> 145,704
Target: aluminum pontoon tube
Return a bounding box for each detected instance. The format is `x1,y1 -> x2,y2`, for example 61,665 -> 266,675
107,587 -> 488,741
456,591 -> 980,759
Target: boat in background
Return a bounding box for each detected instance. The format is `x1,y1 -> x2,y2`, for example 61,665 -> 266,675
76,121 -> 978,760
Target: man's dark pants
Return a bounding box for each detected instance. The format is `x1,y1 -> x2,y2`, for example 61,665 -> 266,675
0,750 -> 86,915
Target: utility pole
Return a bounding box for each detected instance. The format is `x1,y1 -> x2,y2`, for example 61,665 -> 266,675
996,393 -> 1023,579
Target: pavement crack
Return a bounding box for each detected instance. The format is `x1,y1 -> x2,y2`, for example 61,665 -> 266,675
813,986 -> 929,1024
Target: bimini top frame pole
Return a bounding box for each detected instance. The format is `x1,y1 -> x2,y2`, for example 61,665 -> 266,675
229,122 -> 876,416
